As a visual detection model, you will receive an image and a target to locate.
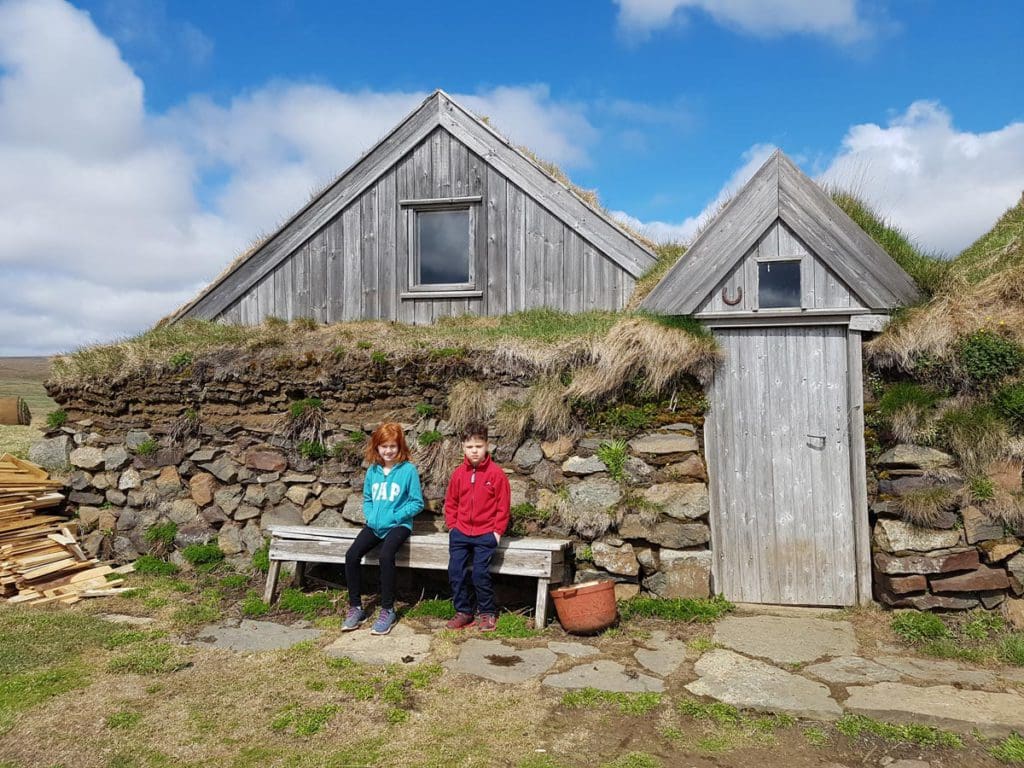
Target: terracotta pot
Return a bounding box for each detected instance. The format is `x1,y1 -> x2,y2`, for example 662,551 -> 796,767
550,579 -> 618,634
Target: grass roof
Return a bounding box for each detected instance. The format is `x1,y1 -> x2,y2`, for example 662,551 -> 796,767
867,194 -> 1024,370
50,310 -> 719,402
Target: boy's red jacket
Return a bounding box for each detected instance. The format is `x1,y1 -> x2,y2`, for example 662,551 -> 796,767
444,454 -> 511,536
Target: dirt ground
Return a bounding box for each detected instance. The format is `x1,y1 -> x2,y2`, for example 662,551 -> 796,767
0,356 -> 55,456
0,572 -> 1017,768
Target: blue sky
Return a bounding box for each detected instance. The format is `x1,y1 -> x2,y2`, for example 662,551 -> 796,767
1,0 -> 1022,356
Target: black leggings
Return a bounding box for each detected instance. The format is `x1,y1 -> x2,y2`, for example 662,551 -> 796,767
344,526 -> 411,610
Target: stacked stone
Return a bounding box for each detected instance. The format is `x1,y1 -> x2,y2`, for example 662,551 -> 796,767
30,417 -> 713,597
872,444 -> 1024,611
540,428 -> 712,601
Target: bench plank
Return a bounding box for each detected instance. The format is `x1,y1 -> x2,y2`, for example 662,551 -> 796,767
264,524 -> 572,627
268,525 -> 570,552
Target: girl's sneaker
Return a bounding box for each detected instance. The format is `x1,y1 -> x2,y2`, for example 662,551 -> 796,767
371,608 -> 397,635
342,606 -> 366,631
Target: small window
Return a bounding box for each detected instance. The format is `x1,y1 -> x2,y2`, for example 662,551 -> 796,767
416,209 -> 471,287
758,260 -> 801,308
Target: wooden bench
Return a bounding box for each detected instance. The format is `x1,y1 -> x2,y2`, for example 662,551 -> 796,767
264,525 -> 573,626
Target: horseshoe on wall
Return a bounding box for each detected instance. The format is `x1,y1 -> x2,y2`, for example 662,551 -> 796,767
722,286 -> 743,306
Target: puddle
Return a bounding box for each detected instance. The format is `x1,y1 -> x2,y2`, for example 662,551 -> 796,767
486,654 -> 524,667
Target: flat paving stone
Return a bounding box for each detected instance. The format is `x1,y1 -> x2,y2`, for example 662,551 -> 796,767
446,639 -> 557,683
875,656 -> 998,688
804,656 -> 901,685
713,615 -> 857,664
844,682 -> 1024,737
686,649 -> 842,719
543,659 -> 664,693
547,641 -> 600,658
634,630 -> 688,677
323,623 -> 431,665
100,613 -> 156,626
194,619 -> 323,652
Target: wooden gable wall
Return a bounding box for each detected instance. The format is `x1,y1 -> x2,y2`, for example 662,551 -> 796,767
698,219 -> 866,315
219,127 -> 634,326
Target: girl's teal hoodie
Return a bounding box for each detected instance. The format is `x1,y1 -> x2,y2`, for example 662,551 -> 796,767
362,461 -> 424,538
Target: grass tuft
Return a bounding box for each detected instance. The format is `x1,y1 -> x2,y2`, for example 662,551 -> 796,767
835,713 -> 962,748
561,688 -> 662,715
404,599 -> 456,620
991,733 -> 1024,763
618,595 -> 733,623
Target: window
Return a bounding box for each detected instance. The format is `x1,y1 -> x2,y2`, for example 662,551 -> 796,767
758,260 -> 801,308
400,196 -> 482,298
417,209 -> 471,286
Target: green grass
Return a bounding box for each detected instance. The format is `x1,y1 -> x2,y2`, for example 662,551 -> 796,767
106,710 -> 143,729
991,733 -> 1024,763
618,595 -> 733,623
403,599 -> 456,620
561,688 -> 662,716
891,611 -> 950,643
277,588 -> 342,619
676,698 -> 742,726
1000,634 -> 1024,666
271,703 -> 339,736
132,555 -> 179,576
832,191 -> 947,295
835,713 -> 962,748
171,601 -> 221,627
0,664 -> 90,733
181,541 -> 225,570
241,591 -> 271,617
601,753 -> 661,768
950,196 -> 1024,285
596,439 -> 628,482
107,642 -> 185,675
493,612 -> 542,638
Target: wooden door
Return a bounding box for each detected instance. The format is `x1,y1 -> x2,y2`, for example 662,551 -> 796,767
707,325 -> 856,605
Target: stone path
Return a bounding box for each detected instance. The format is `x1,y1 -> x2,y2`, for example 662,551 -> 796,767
193,613 -> 1024,736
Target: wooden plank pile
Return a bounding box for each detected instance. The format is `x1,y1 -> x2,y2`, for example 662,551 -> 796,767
0,453 -> 129,604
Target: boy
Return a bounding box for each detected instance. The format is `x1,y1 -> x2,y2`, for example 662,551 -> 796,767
444,420 -> 510,631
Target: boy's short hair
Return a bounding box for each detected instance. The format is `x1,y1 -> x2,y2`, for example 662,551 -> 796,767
460,420 -> 489,442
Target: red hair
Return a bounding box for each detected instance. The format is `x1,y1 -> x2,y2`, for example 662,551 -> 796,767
364,422 -> 412,465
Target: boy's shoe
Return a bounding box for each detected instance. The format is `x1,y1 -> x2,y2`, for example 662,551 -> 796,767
342,606 -> 366,631
371,608 -> 397,636
475,614 -> 497,632
445,611 -> 475,630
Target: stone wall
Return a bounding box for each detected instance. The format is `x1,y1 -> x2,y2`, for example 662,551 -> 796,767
870,444 -> 1024,612
36,353 -> 714,602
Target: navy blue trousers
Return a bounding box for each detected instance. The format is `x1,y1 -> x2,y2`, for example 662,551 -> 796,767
447,528 -> 498,615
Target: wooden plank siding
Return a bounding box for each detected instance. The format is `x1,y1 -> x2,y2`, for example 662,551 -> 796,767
700,221 -> 865,315
220,127 -> 635,325
709,326 -> 857,606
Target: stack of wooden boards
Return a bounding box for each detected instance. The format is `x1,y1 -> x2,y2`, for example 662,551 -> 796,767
0,453 -> 129,604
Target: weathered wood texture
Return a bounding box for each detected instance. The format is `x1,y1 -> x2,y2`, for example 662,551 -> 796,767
641,150 -> 921,315
708,326 -> 856,606
173,90 -> 652,325
264,525 -> 572,625
220,128 -> 635,324
701,220 -> 866,314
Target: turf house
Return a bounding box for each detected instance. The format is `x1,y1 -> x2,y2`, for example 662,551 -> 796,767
38,91 -> 1024,615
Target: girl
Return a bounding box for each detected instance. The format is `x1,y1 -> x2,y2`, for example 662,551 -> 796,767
342,422 -> 424,635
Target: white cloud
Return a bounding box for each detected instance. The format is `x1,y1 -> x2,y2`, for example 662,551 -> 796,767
820,101 -> 1024,255
611,143 -> 777,243
0,0 -> 597,355
615,0 -> 873,43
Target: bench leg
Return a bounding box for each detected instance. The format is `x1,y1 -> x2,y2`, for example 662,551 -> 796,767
264,559 -> 282,604
294,561 -> 306,589
534,578 -> 550,629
